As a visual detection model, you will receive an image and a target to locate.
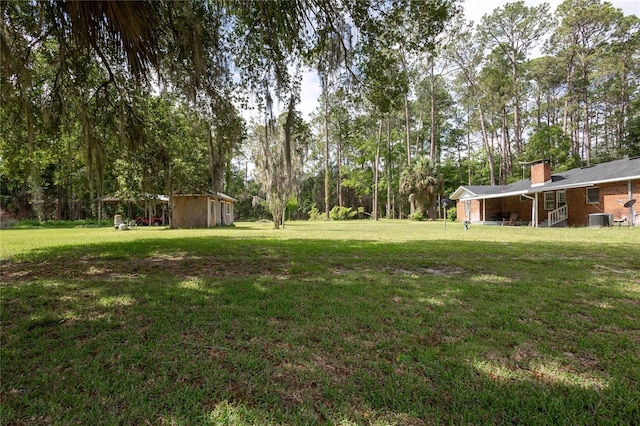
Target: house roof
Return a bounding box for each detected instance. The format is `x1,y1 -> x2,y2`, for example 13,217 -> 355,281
451,157 -> 640,200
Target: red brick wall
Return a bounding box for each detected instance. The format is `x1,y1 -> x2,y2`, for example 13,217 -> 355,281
456,199 -> 483,222
501,196 -> 532,222
531,160 -> 551,185
456,200 -> 467,221
566,180 -> 640,226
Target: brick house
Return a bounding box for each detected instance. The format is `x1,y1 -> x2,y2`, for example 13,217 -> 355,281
450,157 -> 640,227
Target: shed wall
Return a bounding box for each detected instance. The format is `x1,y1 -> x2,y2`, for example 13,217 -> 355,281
173,196 -> 208,228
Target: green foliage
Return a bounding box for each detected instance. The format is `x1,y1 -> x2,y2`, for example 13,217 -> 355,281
399,156 -> 443,218
307,203 -> 324,221
2,0 -> 639,229
408,210 -> 425,221
625,112 -> 640,157
329,205 -> 362,220
447,206 -> 457,222
521,124 -> 579,172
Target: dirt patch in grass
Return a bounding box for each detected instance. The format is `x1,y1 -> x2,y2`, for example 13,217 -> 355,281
2,255 -> 469,284
0,254 -> 293,283
388,266 -> 465,277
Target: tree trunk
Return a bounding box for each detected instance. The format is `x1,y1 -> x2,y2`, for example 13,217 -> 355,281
404,93 -> 411,166
582,65 -> 591,165
415,109 -> 423,158
477,99 -> 495,185
429,58 -> 437,162
373,118 -> 382,221
324,84 -> 331,220
386,117 -> 392,219
337,132 -> 343,207
512,57 -> 522,156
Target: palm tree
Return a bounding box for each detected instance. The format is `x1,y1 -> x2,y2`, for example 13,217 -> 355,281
399,156 -> 443,220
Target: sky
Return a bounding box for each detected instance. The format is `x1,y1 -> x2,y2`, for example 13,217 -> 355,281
463,0 -> 639,24
254,0 -> 640,122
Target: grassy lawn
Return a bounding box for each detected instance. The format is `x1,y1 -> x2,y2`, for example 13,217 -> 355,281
1,221 -> 639,425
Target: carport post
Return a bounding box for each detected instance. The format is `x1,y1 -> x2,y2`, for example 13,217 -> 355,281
521,193 -> 536,227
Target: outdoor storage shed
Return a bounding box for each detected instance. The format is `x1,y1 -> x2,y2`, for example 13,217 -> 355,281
172,192 -> 237,228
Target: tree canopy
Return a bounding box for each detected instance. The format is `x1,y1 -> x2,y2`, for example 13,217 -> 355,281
1,0 -> 638,224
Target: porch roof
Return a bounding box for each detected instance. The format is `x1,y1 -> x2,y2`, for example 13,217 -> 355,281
451,157 -> 640,201
96,193 -> 169,203
172,191 -> 237,203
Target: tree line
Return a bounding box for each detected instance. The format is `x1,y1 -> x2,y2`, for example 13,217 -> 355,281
1,0 -> 638,225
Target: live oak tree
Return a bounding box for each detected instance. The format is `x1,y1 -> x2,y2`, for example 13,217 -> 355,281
252,103 -> 309,229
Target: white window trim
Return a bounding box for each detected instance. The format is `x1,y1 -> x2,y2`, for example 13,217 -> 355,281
544,192 -> 555,210
556,190 -> 566,208
586,187 -> 600,204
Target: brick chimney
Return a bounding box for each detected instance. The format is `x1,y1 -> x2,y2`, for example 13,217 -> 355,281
531,159 -> 551,186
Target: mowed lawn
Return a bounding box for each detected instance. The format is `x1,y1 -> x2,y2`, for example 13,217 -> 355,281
1,221 -> 639,425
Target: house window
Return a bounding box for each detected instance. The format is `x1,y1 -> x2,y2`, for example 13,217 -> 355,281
556,191 -> 566,208
586,187 -> 599,204
544,192 -> 555,210
225,203 -> 231,215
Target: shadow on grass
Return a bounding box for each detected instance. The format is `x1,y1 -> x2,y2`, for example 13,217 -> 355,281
2,236 -> 639,424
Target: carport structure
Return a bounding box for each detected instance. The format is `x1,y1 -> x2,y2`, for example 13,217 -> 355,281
96,194 -> 169,227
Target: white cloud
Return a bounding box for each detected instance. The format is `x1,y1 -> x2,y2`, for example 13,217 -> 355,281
299,70 -> 321,120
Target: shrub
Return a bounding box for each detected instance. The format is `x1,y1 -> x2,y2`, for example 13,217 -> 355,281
447,207 -> 457,222
329,206 -> 359,220
408,211 -> 425,221
307,204 -> 324,221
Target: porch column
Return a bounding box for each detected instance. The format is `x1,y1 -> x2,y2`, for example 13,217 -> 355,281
533,193 -> 539,227
629,180 -> 635,227
482,199 -> 486,223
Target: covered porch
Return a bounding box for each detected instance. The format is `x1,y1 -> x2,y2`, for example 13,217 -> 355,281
453,189 -> 569,228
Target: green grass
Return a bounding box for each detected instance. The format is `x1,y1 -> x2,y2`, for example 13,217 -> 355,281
2,221 -> 639,424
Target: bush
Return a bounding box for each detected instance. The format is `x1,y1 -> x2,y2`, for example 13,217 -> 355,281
307,204 -> 324,221
408,211 -> 425,221
447,207 -> 457,222
329,206 -> 360,221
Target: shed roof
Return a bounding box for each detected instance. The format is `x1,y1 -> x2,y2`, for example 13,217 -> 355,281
451,157 -> 640,200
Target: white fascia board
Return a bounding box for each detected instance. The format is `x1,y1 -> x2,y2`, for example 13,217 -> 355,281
459,190 -> 528,201
450,187 -> 477,200
589,176 -> 640,185
533,176 -> 640,192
